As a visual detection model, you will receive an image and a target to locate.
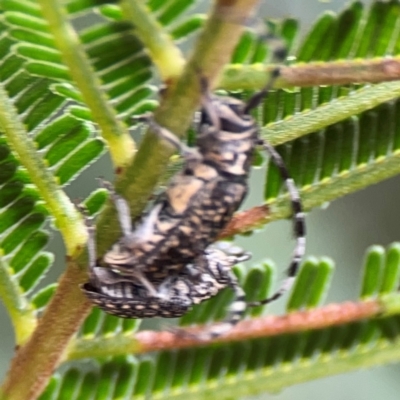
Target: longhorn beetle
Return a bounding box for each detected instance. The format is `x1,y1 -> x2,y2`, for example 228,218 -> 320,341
82,39 -> 306,338
82,204 -> 250,318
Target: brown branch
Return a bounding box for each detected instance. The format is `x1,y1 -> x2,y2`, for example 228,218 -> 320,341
218,205 -> 270,238
66,299 -> 383,360
282,58 -> 400,87
136,300 -> 381,353
1,262 -> 91,400
220,57 -> 400,91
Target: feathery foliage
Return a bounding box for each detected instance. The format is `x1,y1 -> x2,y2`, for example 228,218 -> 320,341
0,1 -> 400,400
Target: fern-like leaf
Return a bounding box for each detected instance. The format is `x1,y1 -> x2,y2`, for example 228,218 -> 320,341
46,243 -> 400,400
2,1 -> 400,399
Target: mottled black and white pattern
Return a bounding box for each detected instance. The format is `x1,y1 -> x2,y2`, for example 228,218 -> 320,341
82,206 -> 248,319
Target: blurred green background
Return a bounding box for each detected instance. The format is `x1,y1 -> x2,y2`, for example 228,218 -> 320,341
3,0 -> 400,399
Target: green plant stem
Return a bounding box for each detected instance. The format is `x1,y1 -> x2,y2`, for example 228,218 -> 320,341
264,80 -> 400,146
219,57 -> 400,91
0,257 -> 36,345
0,84 -> 87,256
220,145 -> 400,237
154,339 -> 400,400
271,147 -> 400,221
120,0 -> 185,80
38,0 -> 135,169
0,263 -> 91,400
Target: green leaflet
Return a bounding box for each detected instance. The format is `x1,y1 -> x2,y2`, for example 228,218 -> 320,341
262,1 -> 400,225
0,8 -> 103,342
46,242 -> 400,400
